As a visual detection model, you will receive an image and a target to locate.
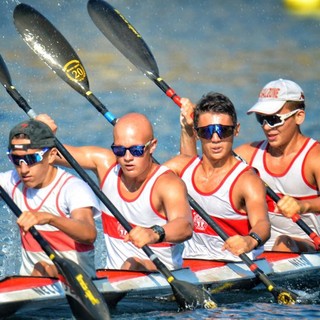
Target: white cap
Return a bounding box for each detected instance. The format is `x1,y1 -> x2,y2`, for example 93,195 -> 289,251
247,79 -> 305,114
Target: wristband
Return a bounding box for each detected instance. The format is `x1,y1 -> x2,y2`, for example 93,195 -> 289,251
151,225 -> 165,243
249,232 -> 263,249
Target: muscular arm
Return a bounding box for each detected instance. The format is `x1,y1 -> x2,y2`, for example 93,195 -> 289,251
17,206 -> 97,244
278,144 -> 320,216
157,172 -> 193,243
125,171 -> 193,248
241,170 -> 271,246
223,169 -> 270,255
55,145 -> 116,184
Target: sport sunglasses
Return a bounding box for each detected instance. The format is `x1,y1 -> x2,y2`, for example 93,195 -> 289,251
7,148 -> 50,166
255,109 -> 301,128
195,124 -> 235,140
111,140 -> 152,157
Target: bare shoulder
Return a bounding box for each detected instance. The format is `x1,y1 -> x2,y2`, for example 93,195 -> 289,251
234,141 -> 262,163
305,140 -> 320,171
307,140 -> 320,156
163,154 -> 194,176
66,145 -> 116,172
156,168 -> 187,192
235,167 -> 266,197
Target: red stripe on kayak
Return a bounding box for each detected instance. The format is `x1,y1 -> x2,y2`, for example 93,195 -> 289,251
96,269 -> 151,282
183,259 -> 227,271
257,251 -> 299,262
0,276 -> 59,292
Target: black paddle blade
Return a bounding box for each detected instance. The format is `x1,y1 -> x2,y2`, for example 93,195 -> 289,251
13,3 -> 90,95
171,279 -> 217,310
87,0 -> 159,79
0,54 -> 13,87
54,255 -> 111,319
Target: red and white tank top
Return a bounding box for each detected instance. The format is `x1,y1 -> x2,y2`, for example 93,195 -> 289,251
181,157 -> 261,261
1,168 -> 97,277
250,138 -> 320,250
100,163 -> 184,270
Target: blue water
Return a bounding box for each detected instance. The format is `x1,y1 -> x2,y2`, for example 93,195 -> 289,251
1,0 -> 320,318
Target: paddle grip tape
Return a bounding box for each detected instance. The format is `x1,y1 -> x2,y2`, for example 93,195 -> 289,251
291,213 -> 301,223
249,264 -> 258,272
27,109 -> 37,119
155,77 -> 182,107
104,112 -> 117,124
166,88 -> 182,107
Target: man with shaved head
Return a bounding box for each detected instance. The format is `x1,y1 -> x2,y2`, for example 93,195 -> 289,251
39,113 -> 193,271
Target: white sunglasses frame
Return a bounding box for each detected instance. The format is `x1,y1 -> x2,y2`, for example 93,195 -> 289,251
256,109 -> 302,128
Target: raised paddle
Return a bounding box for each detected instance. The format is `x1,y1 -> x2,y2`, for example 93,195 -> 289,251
87,0 -> 181,107
11,5 -> 217,310
86,0 -> 320,250
85,0 -> 304,305
12,4 -> 116,126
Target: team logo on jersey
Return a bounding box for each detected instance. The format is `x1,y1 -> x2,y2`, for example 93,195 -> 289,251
117,222 -> 127,238
193,211 -> 207,231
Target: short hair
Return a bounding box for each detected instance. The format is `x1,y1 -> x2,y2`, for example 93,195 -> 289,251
194,92 -> 238,128
286,100 -> 305,111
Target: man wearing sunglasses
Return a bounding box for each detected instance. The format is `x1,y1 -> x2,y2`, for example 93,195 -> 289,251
40,112 -> 193,271
165,92 -> 270,261
234,79 -> 320,253
0,119 -> 100,277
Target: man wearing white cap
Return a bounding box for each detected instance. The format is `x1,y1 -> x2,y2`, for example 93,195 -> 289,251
234,79 -> 320,252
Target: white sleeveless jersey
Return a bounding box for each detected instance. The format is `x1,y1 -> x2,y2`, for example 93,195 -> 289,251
181,157 -> 262,261
0,167 -> 100,277
250,138 -> 320,250
100,163 -> 184,270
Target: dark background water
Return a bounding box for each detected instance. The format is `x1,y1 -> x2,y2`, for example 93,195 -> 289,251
1,0 -> 320,318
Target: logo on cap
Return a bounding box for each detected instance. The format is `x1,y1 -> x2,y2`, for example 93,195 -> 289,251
259,88 -> 281,99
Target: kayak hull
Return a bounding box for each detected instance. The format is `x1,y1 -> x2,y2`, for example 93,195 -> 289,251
1,251 -> 319,317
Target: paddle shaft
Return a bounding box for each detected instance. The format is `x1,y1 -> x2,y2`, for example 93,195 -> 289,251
266,186 -> 320,248
187,193 -> 274,286
0,186 -> 62,262
232,152 -> 320,248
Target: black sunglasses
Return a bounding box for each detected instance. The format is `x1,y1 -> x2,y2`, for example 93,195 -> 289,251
195,124 -> 235,140
111,140 -> 152,157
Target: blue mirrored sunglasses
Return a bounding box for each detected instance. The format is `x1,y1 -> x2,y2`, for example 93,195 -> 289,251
195,124 -> 235,140
111,140 -> 152,157
7,148 -> 50,166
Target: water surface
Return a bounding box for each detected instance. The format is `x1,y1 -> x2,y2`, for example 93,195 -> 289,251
1,0 -> 320,318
